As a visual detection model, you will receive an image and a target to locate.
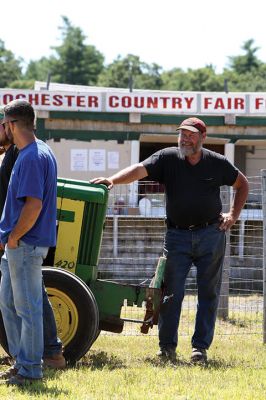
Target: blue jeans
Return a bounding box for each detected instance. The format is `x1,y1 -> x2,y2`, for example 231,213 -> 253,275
0,241 -> 51,378
159,223 -> 225,351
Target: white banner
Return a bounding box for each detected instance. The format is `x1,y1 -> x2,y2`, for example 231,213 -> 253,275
1,89 -> 266,115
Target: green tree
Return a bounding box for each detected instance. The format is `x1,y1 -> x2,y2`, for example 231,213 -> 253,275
186,66 -> 225,91
24,57 -> 57,82
161,68 -> 191,91
221,64 -> 266,92
23,17 -> 104,86
52,16 -> 104,85
0,39 -> 22,87
228,39 -> 261,74
97,54 -> 163,89
8,80 -> 35,89
161,66 -> 224,91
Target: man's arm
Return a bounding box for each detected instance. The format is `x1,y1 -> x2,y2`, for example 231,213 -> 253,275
90,163 -> 148,189
220,171 -> 249,231
8,197 -> 42,248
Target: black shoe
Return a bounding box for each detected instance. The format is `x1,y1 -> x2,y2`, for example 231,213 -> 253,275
191,348 -> 207,363
157,348 -> 176,361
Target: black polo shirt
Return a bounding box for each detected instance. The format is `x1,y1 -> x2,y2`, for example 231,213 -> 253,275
142,147 -> 239,227
0,145 -> 19,217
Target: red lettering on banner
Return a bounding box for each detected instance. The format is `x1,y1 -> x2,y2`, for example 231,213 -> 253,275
234,98 -> 244,109
204,97 -> 245,110
53,95 -> 63,106
3,95 -> 13,104
204,98 -> 212,108
147,97 -> 158,108
88,96 -> 98,107
29,94 -> 39,105
172,97 -> 182,108
121,96 -> 131,108
77,96 -> 85,107
15,94 -> 27,100
41,94 -> 50,106
109,96 -> 119,108
185,97 -> 194,109
214,98 -> 225,109
65,95 -> 75,106
255,98 -> 264,109
160,97 -> 170,108
134,96 -> 144,108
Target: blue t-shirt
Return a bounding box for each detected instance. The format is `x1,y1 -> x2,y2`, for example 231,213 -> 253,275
0,139 -> 57,247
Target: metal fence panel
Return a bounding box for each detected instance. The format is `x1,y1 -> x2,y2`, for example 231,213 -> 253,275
98,177 -> 263,338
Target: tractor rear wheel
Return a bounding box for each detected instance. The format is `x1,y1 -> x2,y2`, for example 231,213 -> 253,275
43,267 -> 99,364
0,268 -> 99,364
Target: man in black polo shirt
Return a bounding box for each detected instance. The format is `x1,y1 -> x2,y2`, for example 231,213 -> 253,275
91,117 -> 248,363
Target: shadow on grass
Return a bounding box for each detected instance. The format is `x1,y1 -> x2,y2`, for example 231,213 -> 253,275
72,351 -> 126,371
223,317 -> 250,329
17,387 -> 69,397
0,356 -> 12,366
145,355 -> 237,369
203,359 -> 242,369
144,355 -> 192,368
5,379 -> 69,397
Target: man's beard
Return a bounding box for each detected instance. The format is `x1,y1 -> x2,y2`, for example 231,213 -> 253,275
0,128 -> 11,147
5,127 -> 14,145
179,141 -> 202,157
0,137 -> 10,146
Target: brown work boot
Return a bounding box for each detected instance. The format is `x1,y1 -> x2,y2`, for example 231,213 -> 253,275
6,374 -> 42,386
0,366 -> 18,380
43,352 -> 66,369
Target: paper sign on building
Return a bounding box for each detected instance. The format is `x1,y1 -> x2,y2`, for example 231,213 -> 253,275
71,149 -> 88,171
108,151 -> 119,169
89,149 -> 106,171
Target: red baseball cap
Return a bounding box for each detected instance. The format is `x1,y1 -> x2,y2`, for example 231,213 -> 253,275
176,117 -> 206,134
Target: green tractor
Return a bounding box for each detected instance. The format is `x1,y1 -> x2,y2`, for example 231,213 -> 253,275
0,178 -> 164,364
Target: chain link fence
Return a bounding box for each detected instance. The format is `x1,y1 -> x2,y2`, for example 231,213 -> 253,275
98,176 -> 264,338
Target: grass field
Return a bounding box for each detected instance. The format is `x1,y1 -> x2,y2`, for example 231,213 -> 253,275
0,332 -> 265,400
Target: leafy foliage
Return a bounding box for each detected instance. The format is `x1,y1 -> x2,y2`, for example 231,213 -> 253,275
97,54 -> 163,90
0,39 -> 22,87
228,39 -> 261,75
0,32 -> 266,92
51,16 -> 104,85
24,57 -> 56,82
161,66 -> 225,91
23,16 -> 104,86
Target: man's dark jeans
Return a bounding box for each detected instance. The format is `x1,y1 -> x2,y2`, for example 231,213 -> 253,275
42,282 -> 62,357
158,223 -> 225,351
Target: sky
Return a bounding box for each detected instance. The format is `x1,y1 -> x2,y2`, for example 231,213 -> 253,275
0,0 -> 266,74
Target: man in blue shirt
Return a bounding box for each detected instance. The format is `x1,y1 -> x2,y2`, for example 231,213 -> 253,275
0,100 -> 60,385
0,115 -> 65,376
